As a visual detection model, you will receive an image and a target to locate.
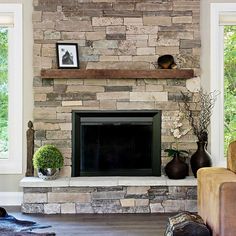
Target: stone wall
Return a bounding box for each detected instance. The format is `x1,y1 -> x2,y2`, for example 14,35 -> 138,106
32,0 -> 201,177
33,0 -> 200,73
22,185 -> 197,214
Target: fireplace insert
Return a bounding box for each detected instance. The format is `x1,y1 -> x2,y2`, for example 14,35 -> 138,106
72,111 -> 161,176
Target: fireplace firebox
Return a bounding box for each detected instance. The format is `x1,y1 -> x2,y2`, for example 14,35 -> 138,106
72,111 -> 161,177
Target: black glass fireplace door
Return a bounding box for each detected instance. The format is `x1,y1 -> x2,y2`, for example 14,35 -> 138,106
72,111 -> 161,176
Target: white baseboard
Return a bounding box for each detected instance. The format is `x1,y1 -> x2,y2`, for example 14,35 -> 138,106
0,192 -> 23,206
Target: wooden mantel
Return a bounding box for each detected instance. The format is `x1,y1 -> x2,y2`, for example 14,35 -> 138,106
41,69 -> 194,79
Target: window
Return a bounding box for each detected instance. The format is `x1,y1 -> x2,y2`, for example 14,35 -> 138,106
211,4 -> 236,166
0,4 -> 22,174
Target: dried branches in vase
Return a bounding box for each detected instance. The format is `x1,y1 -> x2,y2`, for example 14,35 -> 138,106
181,88 -> 219,143
180,88 -> 219,177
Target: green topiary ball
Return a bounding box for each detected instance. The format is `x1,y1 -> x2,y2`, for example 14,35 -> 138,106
33,145 -> 64,169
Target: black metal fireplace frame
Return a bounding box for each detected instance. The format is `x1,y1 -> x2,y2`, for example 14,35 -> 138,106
72,110 -> 161,177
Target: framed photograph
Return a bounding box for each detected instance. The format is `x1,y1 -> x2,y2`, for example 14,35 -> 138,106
56,43 -> 79,69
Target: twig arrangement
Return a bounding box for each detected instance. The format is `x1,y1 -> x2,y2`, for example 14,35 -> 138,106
181,88 -> 219,142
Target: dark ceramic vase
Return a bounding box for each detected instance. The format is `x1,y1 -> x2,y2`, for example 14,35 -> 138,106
190,141 -> 212,178
165,153 -> 189,179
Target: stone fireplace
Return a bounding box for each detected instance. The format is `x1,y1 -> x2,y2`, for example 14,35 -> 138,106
20,0 -> 200,214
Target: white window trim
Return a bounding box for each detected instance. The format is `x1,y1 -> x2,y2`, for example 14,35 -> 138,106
0,4 -> 22,174
210,3 -> 236,167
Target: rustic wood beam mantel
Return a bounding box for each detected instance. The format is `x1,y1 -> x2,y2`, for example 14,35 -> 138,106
41,69 -> 194,79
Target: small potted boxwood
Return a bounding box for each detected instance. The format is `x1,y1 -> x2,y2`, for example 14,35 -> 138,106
33,144 -> 64,180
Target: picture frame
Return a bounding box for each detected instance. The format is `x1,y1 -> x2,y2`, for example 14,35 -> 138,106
56,43 -> 79,69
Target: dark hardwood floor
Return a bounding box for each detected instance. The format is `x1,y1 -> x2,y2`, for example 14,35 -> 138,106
5,207 -> 172,236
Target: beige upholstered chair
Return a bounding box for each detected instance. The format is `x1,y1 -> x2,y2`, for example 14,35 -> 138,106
197,140 -> 236,236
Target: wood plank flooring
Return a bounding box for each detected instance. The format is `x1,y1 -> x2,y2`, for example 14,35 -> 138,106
5,208 -> 172,236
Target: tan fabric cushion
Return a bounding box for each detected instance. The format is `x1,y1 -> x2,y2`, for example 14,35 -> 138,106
227,140 -> 236,173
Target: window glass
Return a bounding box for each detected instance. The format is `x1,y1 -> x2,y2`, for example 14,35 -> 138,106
0,28 -> 8,159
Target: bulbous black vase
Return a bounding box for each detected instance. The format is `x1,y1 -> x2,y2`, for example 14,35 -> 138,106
190,141 -> 212,178
165,153 -> 189,179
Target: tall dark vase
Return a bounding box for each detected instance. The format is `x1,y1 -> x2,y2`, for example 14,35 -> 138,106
165,153 -> 189,179
190,141 -> 212,178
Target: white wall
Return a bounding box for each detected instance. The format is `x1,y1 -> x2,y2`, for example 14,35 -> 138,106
0,0 -> 33,192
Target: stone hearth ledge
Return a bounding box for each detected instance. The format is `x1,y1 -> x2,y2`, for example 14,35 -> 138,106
20,176 -> 197,188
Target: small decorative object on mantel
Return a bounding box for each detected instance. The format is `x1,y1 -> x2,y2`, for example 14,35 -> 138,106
56,42 -> 79,69
164,112 -> 191,179
154,54 -> 177,69
25,121 -> 35,177
33,144 -> 64,180
181,89 -> 219,177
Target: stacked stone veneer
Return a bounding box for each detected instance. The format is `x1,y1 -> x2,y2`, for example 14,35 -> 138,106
33,0 -> 201,177
22,185 -> 197,214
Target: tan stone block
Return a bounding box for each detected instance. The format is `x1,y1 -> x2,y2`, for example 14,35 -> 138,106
185,200 -> 197,212
92,17 -> 123,26
126,25 -> 158,35
34,93 -> 47,102
120,199 -> 135,207
59,166 -> 71,177
41,57 -> 52,69
34,44 -> 41,57
135,199 -> 149,207
117,101 -> 155,110
46,131 -> 71,140
133,56 -> 157,62
136,40 -> 148,48
44,204 -> 60,214
107,79 -> 136,86
186,77 -> 200,92
150,203 -> 164,213
86,31 -> 106,40
84,79 -> 107,86
48,192 -> 91,203
62,101 -> 83,106
56,21 -> 92,32
124,18 -> 143,26
173,1 -> 200,11
148,34 -> 158,47
34,122 -> 60,131
64,157 -> 72,165
100,100 -> 116,110
33,21 -> 55,29
33,29 -> 43,40
119,56 -> 132,61
132,85 -> 145,92
61,203 -> 76,214
137,47 -> 155,55
42,44 -> 55,57
34,108 -> 57,120
83,100 -> 100,107
42,12 -> 63,21
126,35 -> 148,41
57,113 -> 72,122
67,85 -> 105,93
100,56 -> 119,62
23,193 -> 47,203
97,92 -> 129,100
143,16 -> 171,26
93,40 -> 118,49
172,16 -> 193,24
162,200 -> 185,213
146,84 -> 164,92
130,92 -> 168,101
67,79 -> 84,85
156,46 -> 179,55
157,38 -> 179,47
61,32 -> 85,40
86,62 -> 150,70
127,187 -> 150,195
32,11 -> 42,22
106,26 -> 126,34
44,30 -> 61,40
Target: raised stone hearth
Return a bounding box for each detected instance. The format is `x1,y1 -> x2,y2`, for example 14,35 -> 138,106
20,177 -> 197,214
